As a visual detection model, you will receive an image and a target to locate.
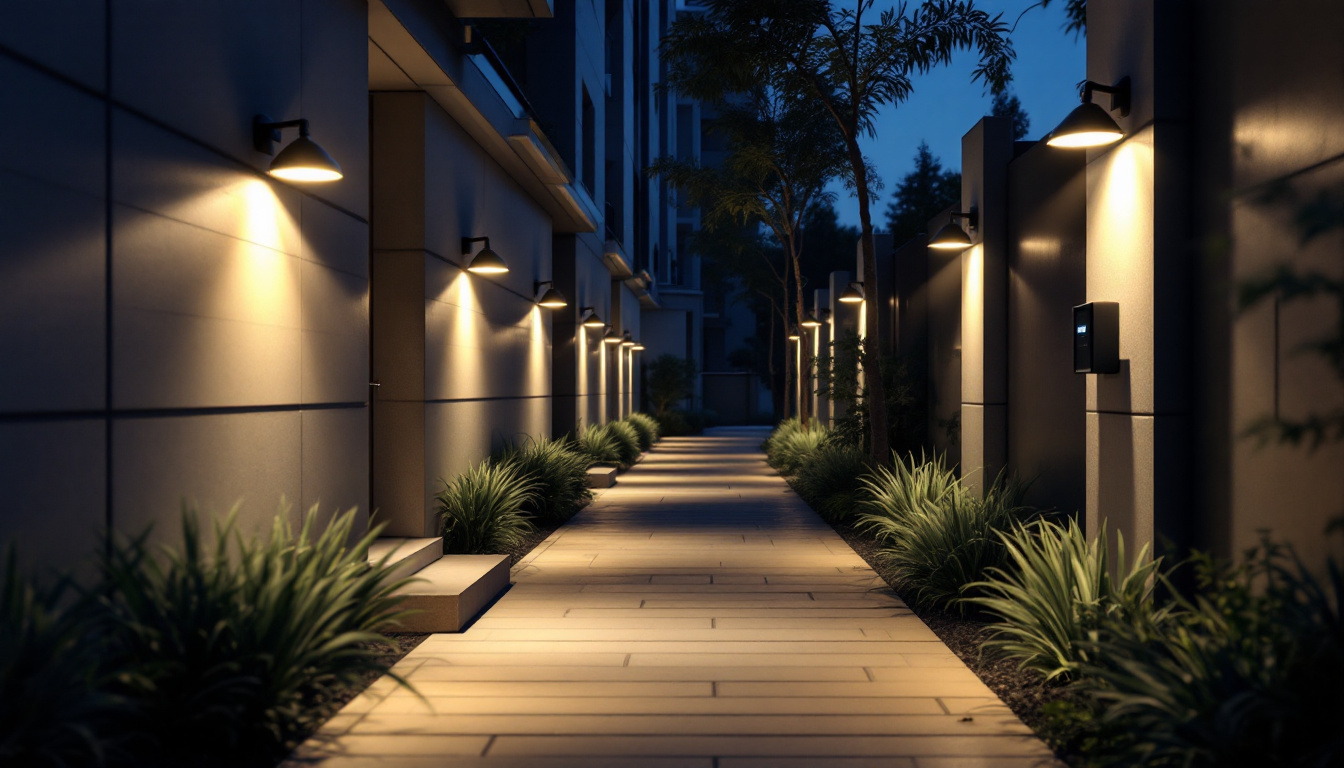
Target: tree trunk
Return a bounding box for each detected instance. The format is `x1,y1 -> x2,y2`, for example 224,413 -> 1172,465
849,143 -> 889,464
789,232 -> 811,429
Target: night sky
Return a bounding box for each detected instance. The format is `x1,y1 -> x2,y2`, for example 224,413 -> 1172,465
825,0 -> 1086,228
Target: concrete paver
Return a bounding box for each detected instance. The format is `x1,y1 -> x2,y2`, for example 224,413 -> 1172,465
294,427 -> 1059,766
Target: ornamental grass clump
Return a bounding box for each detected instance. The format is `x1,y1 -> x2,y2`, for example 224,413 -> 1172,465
606,421 -> 643,468
0,551 -> 120,768
1075,535 -> 1344,768
762,418 -> 801,455
575,423 -> 623,466
436,462 -> 537,554
624,412 -> 661,450
493,436 -> 593,525
97,505 -> 413,767
768,423 -> 828,476
857,453 -> 1036,613
792,444 -> 871,524
967,518 -> 1166,681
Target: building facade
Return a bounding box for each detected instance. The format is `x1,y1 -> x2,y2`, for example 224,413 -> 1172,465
0,0 -> 698,572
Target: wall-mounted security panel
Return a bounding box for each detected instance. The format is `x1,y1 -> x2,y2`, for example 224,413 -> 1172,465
1073,301 -> 1119,374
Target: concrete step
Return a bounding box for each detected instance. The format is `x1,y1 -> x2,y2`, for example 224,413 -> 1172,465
368,537 -> 442,582
394,554 -> 511,633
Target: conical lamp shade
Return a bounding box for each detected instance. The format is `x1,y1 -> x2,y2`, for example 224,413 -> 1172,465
537,286 -> 568,308
1045,102 -> 1125,148
928,221 -> 973,250
839,284 -> 864,304
467,247 -> 509,274
269,136 -> 343,182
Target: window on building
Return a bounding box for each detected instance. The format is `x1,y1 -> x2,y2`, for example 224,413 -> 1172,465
582,87 -> 596,195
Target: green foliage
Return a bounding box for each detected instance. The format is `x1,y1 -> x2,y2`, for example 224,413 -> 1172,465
646,355 -> 699,416
884,141 -> 961,244
858,454 -> 1036,613
606,421 -> 643,469
655,409 -> 714,437
1036,698 -> 1135,766
493,436 -> 593,525
968,518 -> 1166,681
1074,533 -> 1344,768
791,444 -> 871,524
624,413 -> 661,451
575,423 -> 623,466
1,552 -> 118,768
815,331 -> 922,455
98,505 -> 412,766
436,462 -> 537,554
1038,0 -> 1088,38
762,417 -> 802,454
767,422 -> 828,477
991,89 -> 1030,140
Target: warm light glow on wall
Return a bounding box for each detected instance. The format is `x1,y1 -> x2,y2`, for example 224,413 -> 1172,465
527,304 -> 547,396
228,179 -> 295,324
443,270 -> 487,396
962,244 -> 985,401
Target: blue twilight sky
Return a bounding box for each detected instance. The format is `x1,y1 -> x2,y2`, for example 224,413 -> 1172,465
825,0 -> 1086,228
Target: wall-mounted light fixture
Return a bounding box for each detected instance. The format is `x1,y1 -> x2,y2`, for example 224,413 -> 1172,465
839,282 -> 865,304
253,115 -> 343,182
788,328 -> 801,341
462,237 -> 509,274
579,307 -> 606,328
929,210 -> 978,251
534,281 -> 568,309
819,308 -> 832,325
801,312 -> 822,329
621,331 -> 636,348
1045,78 -> 1130,149
603,327 -> 623,344
632,341 -> 645,351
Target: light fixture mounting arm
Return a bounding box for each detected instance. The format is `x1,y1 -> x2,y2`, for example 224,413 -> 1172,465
462,236 -> 491,255
949,209 -> 979,231
1080,77 -> 1131,117
253,115 -> 311,155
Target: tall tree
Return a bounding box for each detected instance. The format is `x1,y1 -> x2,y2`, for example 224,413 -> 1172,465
991,89 -> 1030,140
663,0 -> 1013,463
649,85 -> 846,427
883,142 -> 961,244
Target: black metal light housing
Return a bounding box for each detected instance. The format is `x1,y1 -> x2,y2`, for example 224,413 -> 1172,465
929,210 -> 978,251
801,312 -> 822,329
462,236 -> 509,274
788,328 -> 801,341
254,115 -> 342,182
839,282 -> 864,304
603,327 -> 622,344
535,281 -> 568,309
1046,78 -> 1130,149
621,331 -> 636,348
579,306 -> 606,328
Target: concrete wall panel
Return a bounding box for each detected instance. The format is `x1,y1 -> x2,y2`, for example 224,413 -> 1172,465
300,406 -> 370,537
300,258 -> 369,404
1085,411 -> 1154,550
0,0 -> 105,90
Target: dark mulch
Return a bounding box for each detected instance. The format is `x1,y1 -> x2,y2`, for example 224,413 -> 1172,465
828,517 -> 1074,758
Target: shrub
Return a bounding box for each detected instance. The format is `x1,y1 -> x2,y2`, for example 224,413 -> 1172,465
493,436 -> 593,525
647,354 -> 697,416
575,423 -> 622,466
1074,535 -> 1344,768
768,423 -> 828,476
762,418 -> 802,455
857,454 -> 1036,613
98,505 -> 412,766
1,551 -> 118,768
967,518 -> 1166,681
436,462 -> 537,554
606,421 -> 642,468
792,444 -> 870,524
624,413 -> 660,450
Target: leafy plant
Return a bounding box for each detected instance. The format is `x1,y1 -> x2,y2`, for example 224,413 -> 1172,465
436,462 -> 537,554
763,417 -> 802,454
858,454 -> 1037,613
815,331 -> 922,455
98,505 -> 413,766
606,421 -> 643,469
1075,532 -> 1344,768
624,413 -> 661,451
646,354 -> 698,416
968,518 -> 1166,681
575,423 -> 623,466
1,551 -> 119,768
767,422 -> 828,476
791,443 -> 870,524
493,436 -> 593,525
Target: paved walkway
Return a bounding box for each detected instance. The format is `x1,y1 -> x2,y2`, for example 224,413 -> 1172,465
298,427 -> 1058,767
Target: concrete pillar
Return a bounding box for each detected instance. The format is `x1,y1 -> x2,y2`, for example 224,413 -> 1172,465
828,271 -> 856,429
810,288 -> 829,426
959,117 -> 1015,495
1084,0 -> 1192,554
